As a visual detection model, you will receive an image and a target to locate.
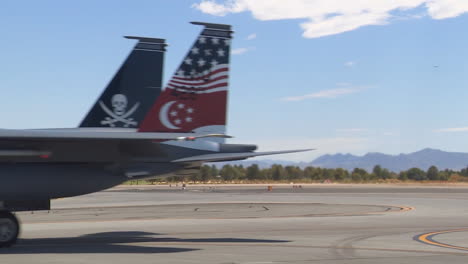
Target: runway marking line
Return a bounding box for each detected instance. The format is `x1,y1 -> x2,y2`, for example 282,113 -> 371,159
22,203 -> 413,225
415,228 -> 468,251
20,203 -> 415,225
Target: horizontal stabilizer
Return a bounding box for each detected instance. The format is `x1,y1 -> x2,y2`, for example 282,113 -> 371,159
0,129 -> 231,141
171,149 -> 314,163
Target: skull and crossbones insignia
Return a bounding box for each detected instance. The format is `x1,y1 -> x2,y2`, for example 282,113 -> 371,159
99,94 -> 140,127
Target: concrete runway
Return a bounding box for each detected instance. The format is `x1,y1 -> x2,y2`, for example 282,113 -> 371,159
2,184 -> 468,263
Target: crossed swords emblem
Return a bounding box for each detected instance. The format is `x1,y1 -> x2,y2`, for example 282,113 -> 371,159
99,101 -> 140,127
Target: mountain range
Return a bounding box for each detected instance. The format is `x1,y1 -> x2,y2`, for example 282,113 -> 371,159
310,148 -> 468,172
214,148 -> 468,172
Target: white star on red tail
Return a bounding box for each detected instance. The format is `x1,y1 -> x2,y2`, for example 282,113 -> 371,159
168,103 -> 196,128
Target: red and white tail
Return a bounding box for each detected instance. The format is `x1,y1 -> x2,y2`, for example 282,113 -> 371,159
138,22 -> 232,139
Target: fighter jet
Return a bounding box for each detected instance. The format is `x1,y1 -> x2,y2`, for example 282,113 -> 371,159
0,22 -> 310,247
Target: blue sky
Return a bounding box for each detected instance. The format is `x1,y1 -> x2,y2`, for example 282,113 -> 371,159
0,0 -> 467,161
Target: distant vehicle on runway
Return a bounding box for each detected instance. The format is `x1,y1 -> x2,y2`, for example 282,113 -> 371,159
0,22 -> 310,247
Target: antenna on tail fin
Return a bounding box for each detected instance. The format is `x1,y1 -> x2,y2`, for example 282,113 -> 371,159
138,22 -> 233,143
80,36 -> 167,128
190,21 -> 232,30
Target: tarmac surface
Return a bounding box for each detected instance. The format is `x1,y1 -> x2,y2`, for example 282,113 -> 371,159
2,184 -> 468,263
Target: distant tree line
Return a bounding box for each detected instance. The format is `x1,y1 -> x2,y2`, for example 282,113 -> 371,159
157,164 -> 468,183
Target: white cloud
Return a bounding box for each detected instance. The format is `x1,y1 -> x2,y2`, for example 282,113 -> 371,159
246,33 -> 257,40
193,0 -> 468,38
427,0 -> 468,19
281,87 -> 362,102
231,47 -> 251,55
436,127 -> 468,132
344,61 -> 356,67
192,0 -> 245,16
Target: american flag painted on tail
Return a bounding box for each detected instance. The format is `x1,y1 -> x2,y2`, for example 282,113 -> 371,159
139,22 -> 232,135
168,64 -> 229,94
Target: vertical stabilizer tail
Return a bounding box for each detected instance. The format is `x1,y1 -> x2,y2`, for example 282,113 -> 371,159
80,37 -> 167,128
138,22 -> 233,140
